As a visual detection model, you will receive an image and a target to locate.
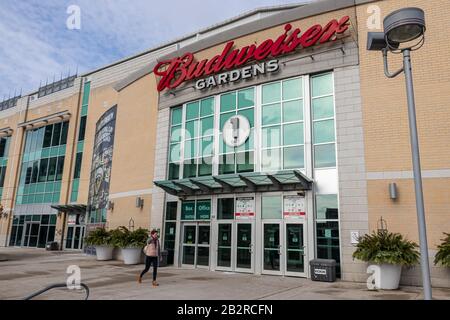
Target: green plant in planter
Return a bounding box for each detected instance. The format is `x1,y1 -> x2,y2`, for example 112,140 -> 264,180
353,231 -> 420,267
111,226 -> 149,248
434,233 -> 450,267
85,228 -> 112,247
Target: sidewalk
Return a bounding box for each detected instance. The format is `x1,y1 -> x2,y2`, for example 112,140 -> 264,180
0,247 -> 449,300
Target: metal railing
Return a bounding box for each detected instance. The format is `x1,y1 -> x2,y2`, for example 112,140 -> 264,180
23,283 -> 90,300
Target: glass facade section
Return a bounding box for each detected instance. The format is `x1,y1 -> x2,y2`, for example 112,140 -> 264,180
0,136 -> 11,199
16,122 -> 68,205
168,106 -> 182,180
164,202 -> 177,265
9,214 -> 57,248
219,88 -> 255,174
261,78 -> 304,172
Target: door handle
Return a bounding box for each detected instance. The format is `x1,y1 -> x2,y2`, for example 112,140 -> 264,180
249,244 -> 253,254
277,245 -> 282,255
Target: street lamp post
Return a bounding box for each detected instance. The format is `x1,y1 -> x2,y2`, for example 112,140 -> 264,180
367,7 -> 432,300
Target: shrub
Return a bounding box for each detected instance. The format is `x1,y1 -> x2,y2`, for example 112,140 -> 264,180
111,226 -> 149,248
353,231 -> 420,267
84,228 -> 112,247
434,233 -> 450,267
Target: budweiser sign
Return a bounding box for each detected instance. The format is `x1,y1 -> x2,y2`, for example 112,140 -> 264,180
154,16 -> 350,92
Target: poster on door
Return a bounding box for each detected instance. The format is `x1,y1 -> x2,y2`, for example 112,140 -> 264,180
235,197 -> 255,220
283,196 -> 306,219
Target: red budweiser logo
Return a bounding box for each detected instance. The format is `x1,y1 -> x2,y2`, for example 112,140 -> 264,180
154,16 -> 350,92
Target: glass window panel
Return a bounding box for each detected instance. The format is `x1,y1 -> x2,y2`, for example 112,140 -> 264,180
220,92 -> 236,113
237,108 -> 254,128
262,82 -> 281,104
238,88 -> 254,109
181,201 -> 196,220
51,123 -> 62,146
220,112 -> 235,131
183,160 -> 197,178
43,126 -> 53,148
316,195 -> 339,220
314,144 -> 336,168
218,198 -> 234,220
284,146 -> 305,169
262,103 -> 281,126
312,73 -> 333,97
283,78 -> 303,100
283,123 -> 304,146
200,98 -> 214,117
169,143 -> 181,163
198,157 -> 213,177
56,156 -> 65,181
201,136 -> 213,157
283,100 -> 303,122
170,125 -> 182,143
186,101 -> 200,120
47,157 -> 57,181
314,120 -> 335,144
236,152 -> 254,173
262,196 -> 282,219
165,202 -> 178,221
185,120 -> 199,140
168,163 -> 180,180
261,148 -> 281,172
38,159 -> 48,183
31,161 -> 39,184
236,129 -> 254,153
171,107 -> 183,125
312,96 -> 334,120
196,201 -> 211,220
61,121 -> 69,145
200,117 -> 214,136
184,139 -> 198,159
219,154 -> 235,175
262,126 -> 281,148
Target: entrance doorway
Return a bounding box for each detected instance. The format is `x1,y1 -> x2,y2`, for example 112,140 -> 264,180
23,222 -> 40,248
262,221 -> 306,277
181,223 -> 211,268
216,221 -> 255,273
65,226 -> 85,250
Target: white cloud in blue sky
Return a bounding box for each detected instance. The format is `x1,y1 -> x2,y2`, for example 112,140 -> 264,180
0,0 -> 309,98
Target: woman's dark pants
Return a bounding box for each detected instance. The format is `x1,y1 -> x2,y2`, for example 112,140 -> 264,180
140,256 -> 158,281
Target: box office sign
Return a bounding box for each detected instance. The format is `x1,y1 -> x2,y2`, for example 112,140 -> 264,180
181,200 -> 211,220
154,16 -> 350,92
235,197 -> 255,220
283,196 -> 306,219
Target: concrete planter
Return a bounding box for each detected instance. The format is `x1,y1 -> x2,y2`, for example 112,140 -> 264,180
95,246 -> 114,261
122,248 -> 143,265
373,264 -> 403,290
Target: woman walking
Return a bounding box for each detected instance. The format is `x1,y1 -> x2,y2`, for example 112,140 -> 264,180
138,229 -> 161,287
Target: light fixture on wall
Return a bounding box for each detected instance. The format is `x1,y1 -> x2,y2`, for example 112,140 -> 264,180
136,197 -> 144,209
389,183 -> 398,200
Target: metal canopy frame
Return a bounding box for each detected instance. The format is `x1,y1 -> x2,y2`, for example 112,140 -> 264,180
51,204 -> 88,214
154,170 -> 313,197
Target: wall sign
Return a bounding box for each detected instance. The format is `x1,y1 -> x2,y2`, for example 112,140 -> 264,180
154,16 -> 350,92
181,201 -> 195,220
235,197 -> 255,220
223,115 -> 251,147
68,214 -> 77,226
283,196 -> 306,219
196,200 -> 211,220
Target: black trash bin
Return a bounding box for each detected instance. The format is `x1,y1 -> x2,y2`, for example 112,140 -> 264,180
309,259 -> 336,282
159,250 -> 168,267
46,242 -> 59,251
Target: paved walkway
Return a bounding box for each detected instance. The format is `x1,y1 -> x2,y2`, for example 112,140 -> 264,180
0,248 -> 449,300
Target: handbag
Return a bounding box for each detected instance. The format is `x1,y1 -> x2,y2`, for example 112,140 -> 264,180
143,245 -> 148,255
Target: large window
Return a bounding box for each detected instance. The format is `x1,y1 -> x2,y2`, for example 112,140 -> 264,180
164,202 -> 178,265
315,194 -> 341,277
168,107 -> 182,180
181,199 -> 211,221
311,73 -> 336,168
261,78 -> 305,172
219,88 -> 255,174
16,122 -> 69,205
183,98 -> 214,178
9,214 -> 57,248
0,136 -> 11,199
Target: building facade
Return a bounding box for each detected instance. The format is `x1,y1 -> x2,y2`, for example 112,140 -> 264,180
0,0 -> 449,287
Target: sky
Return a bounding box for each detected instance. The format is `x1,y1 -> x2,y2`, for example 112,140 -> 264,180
0,0 -> 311,99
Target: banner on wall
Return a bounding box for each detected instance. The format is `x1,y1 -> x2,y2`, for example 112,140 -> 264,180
235,197 -> 255,220
88,105 -> 117,221
283,196 -> 306,219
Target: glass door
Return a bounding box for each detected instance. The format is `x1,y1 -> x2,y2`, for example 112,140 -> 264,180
182,224 -> 197,267
284,222 -> 306,277
65,226 -> 85,250
197,224 -> 210,268
23,223 -> 40,248
235,222 -> 254,273
262,223 -> 282,275
216,223 -> 233,271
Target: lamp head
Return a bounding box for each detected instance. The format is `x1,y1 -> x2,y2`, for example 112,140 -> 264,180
384,7 -> 425,45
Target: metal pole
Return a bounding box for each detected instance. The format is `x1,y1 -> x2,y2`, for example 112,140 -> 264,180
402,49 -> 432,300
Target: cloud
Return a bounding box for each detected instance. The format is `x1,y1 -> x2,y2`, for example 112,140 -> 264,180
0,0 -> 308,98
